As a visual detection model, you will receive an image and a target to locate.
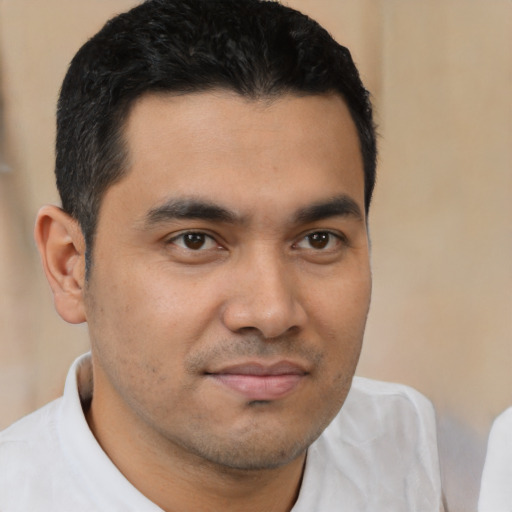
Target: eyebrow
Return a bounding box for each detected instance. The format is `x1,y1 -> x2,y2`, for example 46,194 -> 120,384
293,195 -> 364,224
142,193 -> 363,230
143,198 -> 240,227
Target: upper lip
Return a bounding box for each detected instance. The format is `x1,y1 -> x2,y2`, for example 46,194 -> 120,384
207,361 -> 308,376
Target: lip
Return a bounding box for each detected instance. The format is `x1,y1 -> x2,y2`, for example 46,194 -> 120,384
207,361 -> 307,401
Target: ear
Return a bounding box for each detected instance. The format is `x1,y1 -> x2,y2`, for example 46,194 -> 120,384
34,205 -> 87,324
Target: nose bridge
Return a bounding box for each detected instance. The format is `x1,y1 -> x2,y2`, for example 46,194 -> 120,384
222,243 -> 305,338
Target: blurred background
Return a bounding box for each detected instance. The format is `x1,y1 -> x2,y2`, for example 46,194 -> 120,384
0,0 -> 510,510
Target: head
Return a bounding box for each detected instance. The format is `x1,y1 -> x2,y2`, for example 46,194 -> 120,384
55,0 -> 376,273
36,0 -> 376,480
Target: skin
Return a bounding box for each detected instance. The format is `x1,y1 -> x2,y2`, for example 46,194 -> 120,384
35,91 -> 372,512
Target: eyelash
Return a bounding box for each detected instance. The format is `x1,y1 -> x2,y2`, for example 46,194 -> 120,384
167,231 -> 220,251
293,231 -> 347,251
167,230 -> 347,252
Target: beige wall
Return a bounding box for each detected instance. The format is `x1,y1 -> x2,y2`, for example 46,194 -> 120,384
1,1 -> 510,510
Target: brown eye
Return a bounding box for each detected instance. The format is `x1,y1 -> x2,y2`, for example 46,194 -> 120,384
170,232 -> 217,250
307,232 -> 330,249
183,233 -> 206,250
295,231 -> 341,251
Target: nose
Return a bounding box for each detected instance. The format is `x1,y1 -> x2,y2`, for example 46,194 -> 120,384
221,249 -> 307,339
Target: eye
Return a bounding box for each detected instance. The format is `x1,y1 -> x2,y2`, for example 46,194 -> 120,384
294,231 -> 343,251
168,232 -> 219,251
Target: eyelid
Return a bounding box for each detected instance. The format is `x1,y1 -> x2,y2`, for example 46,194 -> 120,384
164,228 -> 348,253
166,230 -> 224,251
293,229 -> 348,250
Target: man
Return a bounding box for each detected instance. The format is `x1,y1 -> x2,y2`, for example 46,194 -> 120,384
0,0 -> 443,510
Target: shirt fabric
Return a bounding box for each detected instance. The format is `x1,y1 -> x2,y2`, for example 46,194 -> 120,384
0,353 -> 443,511
479,407 -> 512,512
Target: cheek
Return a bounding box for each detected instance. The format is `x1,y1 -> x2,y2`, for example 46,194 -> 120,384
89,262 -> 210,336
85,262 -> 226,399
313,268 -> 371,331
310,269 -> 371,371
84,271 -> 197,417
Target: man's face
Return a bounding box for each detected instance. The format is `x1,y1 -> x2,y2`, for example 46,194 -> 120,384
84,91 -> 371,470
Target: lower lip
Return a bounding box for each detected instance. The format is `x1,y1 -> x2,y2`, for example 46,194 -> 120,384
211,374 -> 304,401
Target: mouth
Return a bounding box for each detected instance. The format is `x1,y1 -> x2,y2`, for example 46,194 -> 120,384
206,361 -> 308,401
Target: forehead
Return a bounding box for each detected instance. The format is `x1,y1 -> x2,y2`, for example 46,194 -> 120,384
106,90 -> 365,222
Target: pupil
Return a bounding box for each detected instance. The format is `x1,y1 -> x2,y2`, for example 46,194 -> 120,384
309,232 -> 329,249
184,233 -> 205,250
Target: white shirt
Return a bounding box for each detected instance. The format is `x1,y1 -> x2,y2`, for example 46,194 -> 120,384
479,407 -> 512,512
0,354 -> 443,511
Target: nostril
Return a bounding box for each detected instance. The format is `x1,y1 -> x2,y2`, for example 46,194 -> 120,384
236,326 -> 262,336
234,324 -> 302,340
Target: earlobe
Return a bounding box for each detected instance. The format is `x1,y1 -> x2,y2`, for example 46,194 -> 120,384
34,205 -> 87,324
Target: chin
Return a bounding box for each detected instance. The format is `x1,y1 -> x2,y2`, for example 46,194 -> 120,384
181,423 -> 324,472
203,444 -> 307,472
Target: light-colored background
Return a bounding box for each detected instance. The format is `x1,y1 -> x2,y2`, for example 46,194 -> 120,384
0,1 -> 510,510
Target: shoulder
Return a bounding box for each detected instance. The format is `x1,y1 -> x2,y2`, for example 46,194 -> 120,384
320,377 -> 438,450
307,377 -> 442,509
0,401 -> 57,509
348,375 -> 436,413
297,377 -> 443,510
324,377 -> 437,452
0,388 -> 95,511
0,400 -> 71,508
1,398 -> 61,439
340,376 -> 437,433
489,406 -> 512,434
349,375 -> 434,404
485,406 -> 512,456
478,406 -> 512,511
344,377 -> 438,451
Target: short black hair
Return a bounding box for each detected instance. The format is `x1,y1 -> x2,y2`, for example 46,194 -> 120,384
56,0 -> 377,269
